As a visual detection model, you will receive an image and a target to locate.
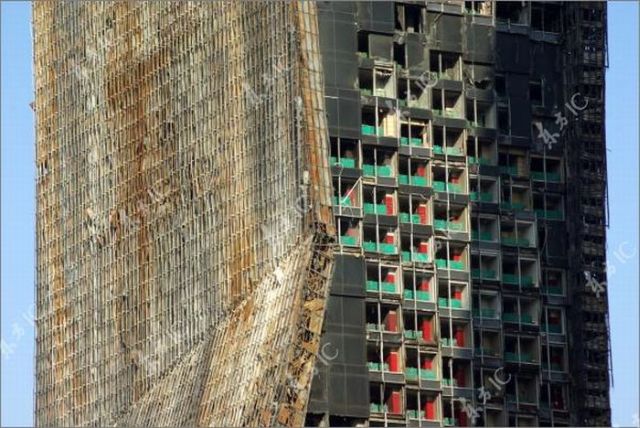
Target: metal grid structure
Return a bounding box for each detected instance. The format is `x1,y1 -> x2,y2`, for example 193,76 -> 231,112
33,2 -> 334,426
563,3 -> 612,426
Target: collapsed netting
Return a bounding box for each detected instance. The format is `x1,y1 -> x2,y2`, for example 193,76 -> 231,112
34,2 -> 334,426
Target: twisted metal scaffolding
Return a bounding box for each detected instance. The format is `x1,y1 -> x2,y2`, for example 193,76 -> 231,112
33,2 -> 334,426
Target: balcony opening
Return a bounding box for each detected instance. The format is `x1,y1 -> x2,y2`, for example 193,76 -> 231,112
466,137 -> 477,160
516,221 -> 535,247
478,102 -> 496,128
542,269 -> 564,296
372,385 -> 403,415
545,158 -> 563,181
400,233 -> 431,264
359,68 -> 374,96
535,193 -> 564,220
502,260 -> 518,284
405,4 -> 424,33
330,137 -> 358,168
531,3 -> 561,33
430,51 -> 461,80
405,347 -> 419,381
454,360 -> 472,388
496,2 -> 528,25
516,376 -> 538,405
357,32 -> 369,58
393,42 -> 406,69
338,218 -> 360,248
362,106 -> 377,130
363,225 -> 397,256
361,106 -> 398,137
467,100 -> 496,128
495,74 -> 506,97
530,156 -> 544,177
475,330 -> 501,357
399,78 -> 430,109
550,384 -> 567,410
398,194 -> 430,226
367,342 -> 401,373
465,1 -> 492,16
504,335 -> 518,360
366,302 -> 401,333
533,192 -> 544,212
503,297 -> 538,328
497,106 -> 509,133
369,384 -> 384,415
546,195 -> 564,219
509,336 -> 538,365
502,185 -> 530,210
383,345 -> 403,373
332,177 -> 360,209
363,185 -> 396,216
521,299 -> 539,326
472,254 -> 499,281
530,79 -> 543,106
472,215 -> 498,242
403,311 -> 435,343
501,220 -> 534,248
442,397 -> 467,427
512,186 -> 531,209
402,269 -> 432,301
399,156 -> 429,187
476,292 -> 500,319
445,91 -> 463,118
432,90 -> 463,119
366,262 -> 400,294
519,259 -> 538,288
543,307 -> 565,335
438,281 -> 467,310
435,241 -> 468,270
434,203 -> 467,232
443,128 -> 465,154
398,77 -> 409,106
375,67 -> 396,98
420,352 -> 438,378
399,119 -> 429,147
432,167 -> 467,194
406,390 -> 439,421
396,4 -> 425,33
470,177 -> 497,203
362,147 -> 396,179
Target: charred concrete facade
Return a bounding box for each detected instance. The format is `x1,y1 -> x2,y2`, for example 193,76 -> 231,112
308,2 -> 610,427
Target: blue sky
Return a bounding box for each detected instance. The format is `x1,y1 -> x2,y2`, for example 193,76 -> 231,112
606,3 -> 640,427
1,2 -> 638,426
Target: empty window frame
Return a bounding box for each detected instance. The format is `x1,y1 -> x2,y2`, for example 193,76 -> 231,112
395,4 -> 425,33
530,79 -> 543,106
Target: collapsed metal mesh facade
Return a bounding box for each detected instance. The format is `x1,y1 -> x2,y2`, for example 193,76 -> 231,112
33,2 -> 334,426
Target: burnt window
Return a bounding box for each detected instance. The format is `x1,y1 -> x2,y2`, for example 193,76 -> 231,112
358,33 -> 369,57
395,4 -> 424,33
498,107 -> 509,133
530,80 -> 543,105
496,2 -> 527,24
495,75 -> 506,97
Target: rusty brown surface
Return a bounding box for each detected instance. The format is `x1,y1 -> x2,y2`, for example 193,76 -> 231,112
34,2 -> 333,426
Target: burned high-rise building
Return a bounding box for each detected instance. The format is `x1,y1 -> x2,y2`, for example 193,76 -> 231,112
306,2 -> 610,427
34,2 -> 609,427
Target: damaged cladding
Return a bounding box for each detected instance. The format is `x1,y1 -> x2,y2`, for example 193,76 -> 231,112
32,1 -> 610,428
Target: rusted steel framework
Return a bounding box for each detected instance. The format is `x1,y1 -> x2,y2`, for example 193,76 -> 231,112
33,2 -> 334,426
